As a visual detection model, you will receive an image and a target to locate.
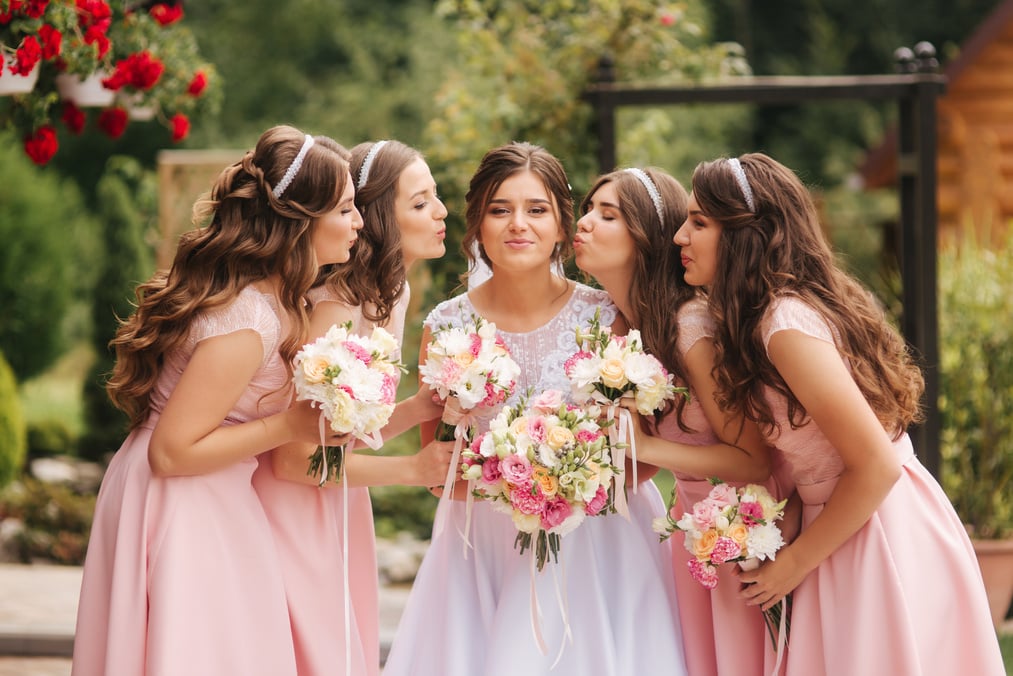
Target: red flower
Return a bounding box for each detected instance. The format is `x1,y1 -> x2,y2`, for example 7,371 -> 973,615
149,3 -> 183,26
102,51 -> 164,91
24,0 -> 48,19
12,36 -> 42,75
38,24 -> 62,60
186,70 -> 207,96
659,13 -> 675,26
169,113 -> 189,142
84,25 -> 110,58
97,107 -> 128,138
76,0 -> 111,31
0,1 -> 23,23
24,125 -> 59,165
61,101 -> 86,134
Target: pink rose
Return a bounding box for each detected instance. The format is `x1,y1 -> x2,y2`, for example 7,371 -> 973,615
709,536 -> 741,564
530,389 -> 564,413
481,457 -> 502,484
707,482 -> 738,508
688,559 -> 719,589
500,455 -> 533,486
691,500 -> 721,530
510,485 -> 546,515
584,485 -> 609,515
541,496 -> 573,529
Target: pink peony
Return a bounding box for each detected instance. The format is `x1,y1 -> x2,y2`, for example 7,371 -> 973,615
541,496 -> 573,529
499,455 -> 533,486
480,457 -> 501,484
584,485 -> 609,515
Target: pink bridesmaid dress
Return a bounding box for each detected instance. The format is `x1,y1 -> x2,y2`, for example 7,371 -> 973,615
654,298 -> 788,676
759,296 -> 1004,675
72,287 -> 298,676
251,283 -> 410,676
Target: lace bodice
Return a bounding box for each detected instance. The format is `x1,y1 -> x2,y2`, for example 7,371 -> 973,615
150,287 -> 291,424
424,282 -> 616,429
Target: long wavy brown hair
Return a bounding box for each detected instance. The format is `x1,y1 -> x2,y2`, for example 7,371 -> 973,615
313,140 -> 421,324
107,125 -> 351,430
691,152 -> 924,439
461,142 -> 574,280
579,167 -> 693,427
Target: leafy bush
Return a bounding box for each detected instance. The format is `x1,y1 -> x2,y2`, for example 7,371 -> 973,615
0,477 -> 95,565
938,234 -> 1013,539
27,419 -> 76,458
80,157 -> 157,461
0,349 -> 27,488
0,132 -> 102,380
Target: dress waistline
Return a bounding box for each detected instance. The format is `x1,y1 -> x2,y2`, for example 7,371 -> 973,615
795,434 -> 916,506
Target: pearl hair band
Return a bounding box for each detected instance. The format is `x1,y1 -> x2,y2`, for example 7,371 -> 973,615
272,134 -> 315,199
727,157 -> 756,212
357,140 -> 389,189
624,168 -> 664,224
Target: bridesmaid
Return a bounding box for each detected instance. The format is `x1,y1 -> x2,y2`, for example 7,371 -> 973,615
574,166 -> 787,675
72,125 -> 359,675
675,152 -> 1005,674
384,142 -> 690,676
253,139 -> 453,676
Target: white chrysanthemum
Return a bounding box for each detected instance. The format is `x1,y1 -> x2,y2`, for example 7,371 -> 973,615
745,522 -> 785,561
569,354 -> 603,389
551,509 -> 585,537
512,511 -> 541,534
368,326 -> 399,356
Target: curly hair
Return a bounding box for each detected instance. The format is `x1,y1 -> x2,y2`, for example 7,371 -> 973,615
107,125 -> 352,429
313,140 -> 422,324
579,167 -> 693,427
691,152 -> 924,439
461,142 -> 574,281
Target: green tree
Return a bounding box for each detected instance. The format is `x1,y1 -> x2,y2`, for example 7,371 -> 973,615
0,133 -> 101,380
419,0 -> 750,301
80,157 -> 157,461
0,349 -> 27,488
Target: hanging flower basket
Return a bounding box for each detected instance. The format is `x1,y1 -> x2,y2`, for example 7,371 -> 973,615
0,50 -> 40,95
55,70 -> 115,107
118,90 -> 155,120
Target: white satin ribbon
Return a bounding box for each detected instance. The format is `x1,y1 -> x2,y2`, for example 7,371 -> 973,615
526,535 -> 572,665
432,413 -> 477,544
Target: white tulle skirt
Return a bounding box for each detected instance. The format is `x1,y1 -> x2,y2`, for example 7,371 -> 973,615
383,481 -> 689,676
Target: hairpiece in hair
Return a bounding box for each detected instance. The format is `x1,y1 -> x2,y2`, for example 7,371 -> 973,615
727,157 -> 755,212
357,140 -> 388,190
272,134 -> 315,199
624,168 -> 664,224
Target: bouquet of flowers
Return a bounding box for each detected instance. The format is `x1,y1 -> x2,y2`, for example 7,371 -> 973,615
292,322 -> 405,486
460,389 -> 618,571
419,313 -> 520,442
565,307 -> 687,515
657,479 -> 791,648
565,307 -> 686,415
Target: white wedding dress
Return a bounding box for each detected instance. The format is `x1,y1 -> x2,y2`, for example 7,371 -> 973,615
383,283 -> 688,676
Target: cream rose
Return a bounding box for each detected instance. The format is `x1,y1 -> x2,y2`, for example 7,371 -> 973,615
546,425 -> 574,450
301,355 -> 330,384
692,529 -> 720,559
599,358 -> 628,389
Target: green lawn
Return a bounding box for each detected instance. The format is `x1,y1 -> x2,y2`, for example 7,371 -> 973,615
18,343 -> 94,437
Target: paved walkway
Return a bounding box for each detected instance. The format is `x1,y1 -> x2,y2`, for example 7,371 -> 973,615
0,563 -> 411,676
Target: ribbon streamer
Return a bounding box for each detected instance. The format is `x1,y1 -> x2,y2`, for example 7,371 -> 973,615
432,412 -> 477,543
771,597 -> 787,676
526,536 -> 573,667
317,411 -> 352,676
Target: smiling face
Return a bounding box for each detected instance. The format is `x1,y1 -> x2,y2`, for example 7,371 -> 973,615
479,170 -> 564,273
394,157 -> 447,269
573,180 -> 636,280
673,193 -> 723,287
312,170 -> 363,266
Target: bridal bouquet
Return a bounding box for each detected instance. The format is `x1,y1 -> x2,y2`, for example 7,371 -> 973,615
659,479 -> 791,648
460,389 -> 618,571
292,322 -> 405,485
419,314 -> 521,442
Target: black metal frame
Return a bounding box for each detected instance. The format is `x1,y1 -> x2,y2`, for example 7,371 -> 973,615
584,55 -> 946,477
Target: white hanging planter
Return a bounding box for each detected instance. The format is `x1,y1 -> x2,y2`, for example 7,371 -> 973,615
119,91 -> 157,121
56,71 -> 116,107
0,52 -> 40,96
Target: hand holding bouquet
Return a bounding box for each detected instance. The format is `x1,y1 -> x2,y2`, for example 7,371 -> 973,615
659,479 -> 791,649
460,389 -> 618,571
292,322 -> 405,485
